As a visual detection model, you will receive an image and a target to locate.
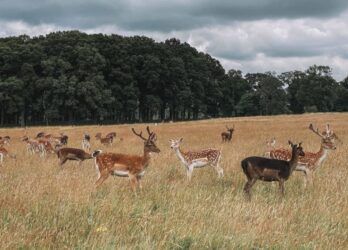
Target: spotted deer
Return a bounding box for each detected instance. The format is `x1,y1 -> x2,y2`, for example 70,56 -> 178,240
170,138 -> 223,180
268,124 -> 338,187
56,147 -> 93,166
95,133 -> 114,146
241,141 -> 305,199
221,125 -> 234,142
92,126 -> 160,191
0,136 -> 11,146
22,136 -> 46,157
0,146 -> 16,165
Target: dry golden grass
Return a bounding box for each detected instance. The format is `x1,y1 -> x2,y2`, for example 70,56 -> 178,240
0,113 -> 347,249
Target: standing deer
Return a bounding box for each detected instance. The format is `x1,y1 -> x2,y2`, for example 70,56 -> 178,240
268,124 -> 338,187
221,125 -> 234,142
92,126 -> 160,191
82,133 -> 91,151
241,141 -> 305,199
95,133 -> 114,146
0,146 -> 16,165
0,136 -> 11,146
170,138 -> 223,180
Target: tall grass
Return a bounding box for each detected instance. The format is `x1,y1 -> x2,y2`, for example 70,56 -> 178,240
0,113 -> 347,249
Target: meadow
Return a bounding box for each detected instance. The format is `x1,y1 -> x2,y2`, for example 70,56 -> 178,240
0,113 -> 347,249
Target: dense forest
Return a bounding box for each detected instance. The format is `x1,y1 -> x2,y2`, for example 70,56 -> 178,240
0,31 -> 347,126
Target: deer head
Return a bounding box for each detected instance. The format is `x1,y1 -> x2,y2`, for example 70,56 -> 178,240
132,126 -> 160,153
309,123 -> 337,150
226,125 -> 234,133
288,140 -> 305,157
170,138 -> 183,149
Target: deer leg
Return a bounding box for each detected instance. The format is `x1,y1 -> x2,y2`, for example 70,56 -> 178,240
186,165 -> 194,181
304,169 -> 313,188
59,157 -> 68,167
136,175 -> 143,190
0,153 -> 3,165
95,171 -> 109,187
128,174 -> 139,192
244,178 -> 257,200
278,179 -> 285,197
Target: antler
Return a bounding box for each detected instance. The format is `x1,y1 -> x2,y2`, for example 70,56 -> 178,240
132,128 -> 147,141
309,124 -> 324,138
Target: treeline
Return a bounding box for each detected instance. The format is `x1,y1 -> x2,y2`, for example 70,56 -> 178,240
0,31 -> 347,126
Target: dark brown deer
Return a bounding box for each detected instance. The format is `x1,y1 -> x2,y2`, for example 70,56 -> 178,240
92,126 -> 160,191
56,147 -> 93,167
221,125 -> 234,142
241,141 -> 305,199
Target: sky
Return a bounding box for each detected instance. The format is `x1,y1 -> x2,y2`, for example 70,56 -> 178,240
1,0 -> 348,81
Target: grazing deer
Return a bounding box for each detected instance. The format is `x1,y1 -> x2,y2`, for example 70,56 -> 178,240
82,133 -> 91,151
170,138 -> 223,180
56,147 -> 93,166
221,125 -> 234,142
0,146 -> 16,165
268,124 -> 338,187
241,141 -> 305,199
36,132 -> 68,146
95,133 -> 114,146
92,126 -> 160,191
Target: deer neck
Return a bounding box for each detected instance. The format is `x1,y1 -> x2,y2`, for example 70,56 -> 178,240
289,150 -> 300,174
174,147 -> 188,166
142,148 -> 152,167
315,144 -> 328,166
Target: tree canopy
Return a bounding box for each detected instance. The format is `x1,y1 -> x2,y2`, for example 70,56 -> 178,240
0,31 -> 347,126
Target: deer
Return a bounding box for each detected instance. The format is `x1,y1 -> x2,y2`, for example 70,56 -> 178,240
0,146 -> 16,165
22,136 -> 46,157
169,138 -> 223,181
95,133 -> 114,146
105,132 -> 116,139
264,137 -> 276,157
81,133 -> 91,151
268,124 -> 338,187
0,136 -> 11,146
36,132 -> 68,146
56,147 -> 93,166
241,141 -> 305,200
221,125 -> 234,142
92,126 -> 160,191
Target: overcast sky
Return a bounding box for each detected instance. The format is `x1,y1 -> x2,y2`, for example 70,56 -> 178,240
1,0 -> 348,80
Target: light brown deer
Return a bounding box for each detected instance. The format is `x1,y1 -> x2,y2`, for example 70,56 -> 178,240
170,138 -> 223,180
221,125 -> 234,142
0,136 -> 11,146
268,124 -> 338,187
22,136 -> 46,157
242,141 -> 305,199
0,146 -> 16,165
95,133 -> 114,146
92,126 -> 160,191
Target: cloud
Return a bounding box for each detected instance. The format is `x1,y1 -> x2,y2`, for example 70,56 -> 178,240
0,0 -> 347,80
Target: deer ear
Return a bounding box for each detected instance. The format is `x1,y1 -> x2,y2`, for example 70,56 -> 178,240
179,138 -> 183,142
299,142 -> 302,146
288,140 -> 293,146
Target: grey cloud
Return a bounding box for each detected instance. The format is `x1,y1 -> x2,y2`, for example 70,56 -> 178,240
1,0 -> 348,31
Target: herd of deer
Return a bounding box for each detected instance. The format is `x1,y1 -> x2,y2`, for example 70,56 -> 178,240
0,123 -> 340,199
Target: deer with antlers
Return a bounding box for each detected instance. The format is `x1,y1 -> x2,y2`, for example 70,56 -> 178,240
92,126 -> 160,191
170,138 -> 223,180
268,124 -> 338,187
221,125 -> 234,142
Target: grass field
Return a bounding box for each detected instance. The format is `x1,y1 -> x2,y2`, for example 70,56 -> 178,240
0,113 -> 347,249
